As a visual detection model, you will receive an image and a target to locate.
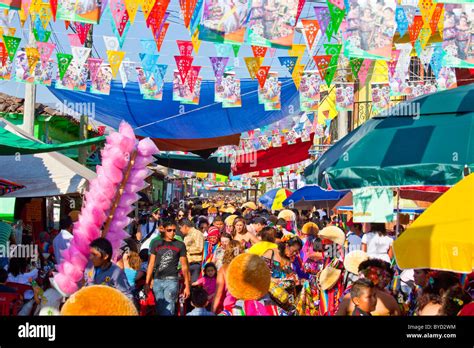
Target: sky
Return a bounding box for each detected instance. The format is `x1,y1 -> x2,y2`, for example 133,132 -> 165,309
0,1 -> 319,108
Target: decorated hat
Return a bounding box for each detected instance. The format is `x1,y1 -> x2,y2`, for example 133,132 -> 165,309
319,226 -> 345,245
277,209 -> 296,222
317,265 -> 342,291
226,253 -> 271,300
301,222 -> 319,235
343,250 -> 369,275
225,214 -> 238,226
207,226 -> 220,237
61,285 -> 138,315
242,201 -> 257,210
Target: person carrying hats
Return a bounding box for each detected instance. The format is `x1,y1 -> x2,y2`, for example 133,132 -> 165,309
201,226 -> 220,276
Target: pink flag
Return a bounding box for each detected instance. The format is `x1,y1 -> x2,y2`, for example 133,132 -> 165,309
387,50 -> 400,78
358,60 -> 373,86
74,22 -> 92,45
36,42 -> 56,67
68,33 -> 82,47
87,57 -> 103,84
177,40 -> 194,56
187,65 -> 201,93
175,55 -> 193,83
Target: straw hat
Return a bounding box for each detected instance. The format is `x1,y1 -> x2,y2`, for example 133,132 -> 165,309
242,201 -> 257,210
301,222 -> 319,235
319,226 -> 345,245
225,214 -> 238,226
68,210 -> 80,223
317,265 -> 342,291
226,253 -> 271,300
220,206 -> 236,214
208,206 -> 218,214
202,202 -> 210,209
61,285 -> 138,315
277,209 -> 296,222
343,250 -> 369,275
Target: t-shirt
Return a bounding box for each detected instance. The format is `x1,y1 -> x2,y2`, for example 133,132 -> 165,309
150,239 -> 187,279
0,221 -> 12,251
52,230 -> 73,264
361,232 -> 393,263
346,232 -> 362,252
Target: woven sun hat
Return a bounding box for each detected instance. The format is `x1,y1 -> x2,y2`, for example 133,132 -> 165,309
242,201 -> 257,210
319,226 -> 346,246
301,222 -> 319,235
318,265 -> 342,291
226,253 -> 271,301
343,250 -> 369,275
225,214 -> 238,226
277,209 -> 296,222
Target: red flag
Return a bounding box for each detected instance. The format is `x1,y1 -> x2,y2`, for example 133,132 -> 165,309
153,22 -> 169,51
187,65 -> 201,93
0,42 -> 7,66
147,0 -> 170,31
295,0 -> 306,24
97,126 -> 106,135
177,40 -> 194,56
409,16 -> 424,46
256,66 -> 270,88
430,3 -> 443,34
313,55 -> 332,80
179,0 -> 198,28
251,45 -> 267,58
50,0 -> 58,21
175,55 -> 193,84
65,20 -> 70,30
301,19 -> 320,50
74,22 -> 92,45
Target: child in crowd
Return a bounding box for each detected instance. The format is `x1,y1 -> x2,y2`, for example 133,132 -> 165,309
193,262 -> 217,304
123,251 -> 142,288
187,287 -> 215,316
350,279 -> 377,316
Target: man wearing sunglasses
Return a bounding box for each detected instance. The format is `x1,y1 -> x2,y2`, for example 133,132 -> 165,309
145,221 -> 191,316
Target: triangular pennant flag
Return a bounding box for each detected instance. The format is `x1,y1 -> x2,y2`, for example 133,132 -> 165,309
142,0 -> 157,20
3,36 -> 21,61
418,0 -> 435,27
395,6 -> 409,37
65,20 -> 70,29
429,44 -> 444,79
0,42 -> 7,67
25,47 -> 40,74
387,50 -> 400,77
210,56 -> 229,81
107,50 -> 125,78
74,22 -> 91,45
157,64 -> 168,79
295,0 -> 306,24
140,39 -> 158,55
68,33 -> 82,47
87,57 -> 103,83
109,0 -> 130,37
324,43 -> 342,57
349,57 -> 364,78
125,0 -> 141,24
139,53 -> 159,72
419,45 -> 434,72
358,59 -> 373,86
119,59 -> 135,88
232,44 -> 240,58
174,55 -> 193,83
244,57 -> 263,79
301,19 -> 320,50
50,0 -> 58,21
37,2 -> 52,29
314,6 -> 330,37
292,64 -> 304,90
256,66 -> 270,88
153,22 -> 169,52
430,3 -> 443,35
216,44 -> 233,57
187,65 -> 201,93
328,0 -> 344,10
326,1 -> 345,41
179,0 -> 197,28
57,53 -> 73,80
103,36 -> 120,51
33,29 -> 51,43
191,29 -> 201,54
72,46 -> 91,66
146,0 -> 170,30
177,40 -> 194,56
251,45 -> 267,58
278,56 -> 298,74
325,55 -> 338,86
36,41 -> 55,66
409,16 -> 424,46
313,55 -> 332,81
288,44 -> 305,65
18,8 -> 27,28
418,27 -> 431,50
269,48 -> 276,58
22,0 -> 32,17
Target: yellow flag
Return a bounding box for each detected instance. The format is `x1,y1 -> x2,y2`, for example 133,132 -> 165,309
418,0 -> 435,26
19,8 -> 28,28
8,27 -> 16,36
437,7 -> 445,37
125,0 -> 141,24
196,173 -> 208,179
38,3 -> 52,29
107,50 -> 125,78
141,0 -> 157,20
244,57 -> 263,79
291,64 -> 304,90
318,85 -> 337,125
25,47 -> 40,75
191,29 -> 201,54
418,27 -> 431,49
288,44 -> 306,65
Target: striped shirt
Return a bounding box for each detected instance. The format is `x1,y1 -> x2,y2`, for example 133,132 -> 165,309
0,221 -> 12,252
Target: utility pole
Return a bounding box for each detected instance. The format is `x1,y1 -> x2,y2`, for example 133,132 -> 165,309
22,22 -> 36,136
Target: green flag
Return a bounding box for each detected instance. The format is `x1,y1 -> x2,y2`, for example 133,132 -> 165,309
57,53 -> 73,80
326,1 -> 345,41
33,29 -> 51,43
232,44 -> 241,58
324,43 -> 342,57
325,54 -> 339,86
3,36 -> 21,61
349,58 -> 364,78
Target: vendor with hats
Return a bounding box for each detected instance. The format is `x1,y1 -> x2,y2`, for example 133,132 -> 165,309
202,226 -> 220,274
300,222 -> 324,275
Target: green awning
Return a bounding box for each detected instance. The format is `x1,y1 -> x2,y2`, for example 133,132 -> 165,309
304,84 -> 474,189
0,122 -> 105,156
155,153 -> 231,176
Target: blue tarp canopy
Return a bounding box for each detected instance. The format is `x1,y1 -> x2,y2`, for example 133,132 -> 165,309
282,185 -> 348,208
48,78 -> 299,139
336,206 -> 426,214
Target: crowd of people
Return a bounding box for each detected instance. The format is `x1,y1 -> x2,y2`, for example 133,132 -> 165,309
0,195 -> 473,316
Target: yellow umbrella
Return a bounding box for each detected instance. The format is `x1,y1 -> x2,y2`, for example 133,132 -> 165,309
393,174 -> 474,273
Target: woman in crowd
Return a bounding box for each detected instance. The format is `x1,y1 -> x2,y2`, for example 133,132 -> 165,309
231,217 -> 259,249
361,223 -> 393,263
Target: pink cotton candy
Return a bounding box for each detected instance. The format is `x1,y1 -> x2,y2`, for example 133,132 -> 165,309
124,182 -> 147,194
84,191 -> 111,212
134,155 -> 155,168
53,273 -> 78,296
118,192 -> 139,207
73,222 -> 100,243
63,261 -> 84,283
72,234 -> 94,254
101,160 -> 124,184
137,138 -> 159,157
109,216 -> 131,231
119,121 -> 136,141
69,245 -> 89,269
115,205 -> 134,217
128,168 -> 151,184
81,206 -> 106,229
102,148 -> 129,170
